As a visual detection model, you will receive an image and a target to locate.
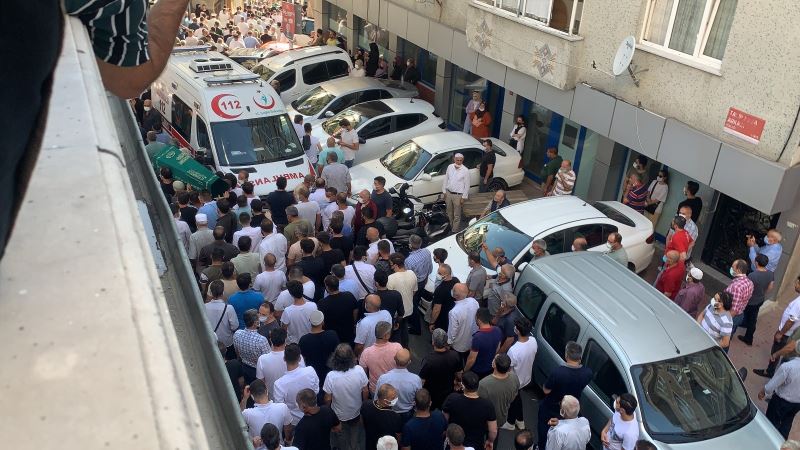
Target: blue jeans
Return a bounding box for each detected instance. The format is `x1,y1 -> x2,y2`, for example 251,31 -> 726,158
731,313 -> 744,335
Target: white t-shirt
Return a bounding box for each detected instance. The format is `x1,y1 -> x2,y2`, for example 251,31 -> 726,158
233,226 -> 262,252
280,301 -> 319,344
344,262 -> 376,300
309,189 -> 329,210
387,270 -> 418,318
646,181 -> 669,214
237,21 -> 250,35
355,310 -> 393,346
296,201 -> 320,229
779,296 -> 800,335
258,233 -> 288,272
242,402 -> 292,439
323,366 -> 369,421
273,366 -> 320,425
275,280 -> 316,311
367,239 -> 395,264
339,129 -> 360,161
605,412 -> 639,450
507,338 -> 538,388
253,270 -> 287,303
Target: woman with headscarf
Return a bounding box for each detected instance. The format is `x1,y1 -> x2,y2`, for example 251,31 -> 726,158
374,54 -> 388,79
365,42 -> 379,77
470,101 -> 492,139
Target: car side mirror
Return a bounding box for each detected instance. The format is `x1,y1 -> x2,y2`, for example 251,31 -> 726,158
359,138 -> 367,144
418,173 -> 432,182
324,110 -> 334,117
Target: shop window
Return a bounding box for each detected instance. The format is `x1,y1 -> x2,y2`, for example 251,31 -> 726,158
353,16 -> 389,57
641,0 -> 738,63
584,340 -> 627,406
325,2 -> 348,38
541,304 -> 580,358
171,95 -> 193,142
519,102 -> 557,179
398,38 -> 437,87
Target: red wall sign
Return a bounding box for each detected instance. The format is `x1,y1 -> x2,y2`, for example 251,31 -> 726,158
281,2 -> 296,38
723,107 -> 765,145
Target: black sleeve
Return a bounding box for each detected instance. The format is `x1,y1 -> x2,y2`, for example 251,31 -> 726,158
396,293 -> 405,318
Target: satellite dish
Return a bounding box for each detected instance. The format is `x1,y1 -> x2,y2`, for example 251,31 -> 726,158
612,36 -> 636,76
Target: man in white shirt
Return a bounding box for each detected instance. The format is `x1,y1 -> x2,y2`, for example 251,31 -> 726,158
324,193 -> 355,231
447,283 -> 479,358
355,295 -> 393,354
233,213 -> 262,252
323,344 -> 369,450
366,227 -> 395,264
205,280 -> 239,355
336,118 -> 359,167
387,253 -> 418,346
280,280 -> 319,344
240,379 -> 293,442
309,179 -> 329,209
255,328 -> 307,399
172,203 -> 192,253
504,316 -> 538,430
258,219 -> 288,272
601,394 -> 639,450
228,32 -> 245,49
273,343 -> 320,425
544,395 -> 590,450
237,16 -> 250,35
755,279 -> 800,378
275,267 -> 316,313
253,254 -> 287,303
441,153 -> 470,232
293,115 -> 305,140
345,246 -> 376,300
301,123 -> 321,166
760,341 -> 800,438
188,213 -> 215,272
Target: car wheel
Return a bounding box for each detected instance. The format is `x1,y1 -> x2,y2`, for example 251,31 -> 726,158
487,178 -> 508,191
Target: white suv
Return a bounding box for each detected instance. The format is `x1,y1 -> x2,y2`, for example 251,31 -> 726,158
252,46 -> 353,103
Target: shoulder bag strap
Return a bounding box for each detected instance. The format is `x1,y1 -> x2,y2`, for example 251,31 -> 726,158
214,303 -> 228,332
351,261 -> 371,294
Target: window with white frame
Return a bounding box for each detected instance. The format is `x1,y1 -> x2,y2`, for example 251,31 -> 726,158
475,0 -> 584,35
641,0 -> 738,63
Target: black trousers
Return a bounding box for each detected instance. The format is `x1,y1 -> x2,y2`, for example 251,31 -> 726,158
767,335 -> 790,376
766,394 -> 800,439
506,391 -> 524,425
408,280 -> 427,334
537,403 -> 558,450
741,303 -> 764,342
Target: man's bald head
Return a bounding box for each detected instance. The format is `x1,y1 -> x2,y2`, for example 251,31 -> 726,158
394,348 -> 411,367
367,227 -> 379,243
365,294 -> 381,312
453,283 -> 468,300
666,250 -> 679,264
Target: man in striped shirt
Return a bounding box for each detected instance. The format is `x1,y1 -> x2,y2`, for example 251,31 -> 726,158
697,292 -> 734,352
551,160 -> 576,196
623,173 -> 648,214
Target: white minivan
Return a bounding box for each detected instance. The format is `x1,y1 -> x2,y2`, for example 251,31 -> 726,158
251,45 -> 353,103
151,47 -> 313,197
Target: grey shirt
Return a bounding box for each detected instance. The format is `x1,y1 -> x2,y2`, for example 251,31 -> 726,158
606,247 -> 629,267
466,265 -> 487,299
748,270 -> 774,306
321,162 -> 351,195
487,279 -> 514,316
477,374 -> 519,427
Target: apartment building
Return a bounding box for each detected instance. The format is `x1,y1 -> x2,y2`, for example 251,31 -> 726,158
305,0 -> 800,296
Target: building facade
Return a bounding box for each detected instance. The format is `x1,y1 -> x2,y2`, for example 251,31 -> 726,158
306,0 -> 800,298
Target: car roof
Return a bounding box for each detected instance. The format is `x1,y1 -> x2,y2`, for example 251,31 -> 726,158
526,252 -> 714,365
376,98 -> 435,114
412,132 -> 481,151
313,77 -> 394,95
263,45 -> 347,68
498,196 -> 607,235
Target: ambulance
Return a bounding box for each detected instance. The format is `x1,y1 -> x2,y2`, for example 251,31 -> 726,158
151,46 -> 313,197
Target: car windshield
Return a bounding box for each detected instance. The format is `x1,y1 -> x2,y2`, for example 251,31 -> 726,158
252,64 -> 276,81
380,141 -> 432,180
321,102 -> 391,135
291,86 -> 335,116
631,347 -> 752,443
456,211 -> 532,268
210,114 -> 304,166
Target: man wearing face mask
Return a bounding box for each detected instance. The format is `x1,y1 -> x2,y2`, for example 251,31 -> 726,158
361,383 -> 402,450
697,291 -> 733,352
543,395 -> 590,450
600,393 -> 639,450
528,239 -> 549,262
442,153 -> 471,231
748,229 -> 783,272
354,189 -> 377,236
655,250 -> 684,300
621,155 -> 649,199
604,232 -> 628,268
141,99 -> 161,138
486,264 -> 515,316
550,160 -> 576,196
726,259 -> 754,331
429,264 -> 460,332
479,139 -> 496,193
673,267 -> 706,318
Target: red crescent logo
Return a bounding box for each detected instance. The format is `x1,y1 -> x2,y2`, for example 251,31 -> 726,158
253,94 -> 276,110
211,93 -> 243,119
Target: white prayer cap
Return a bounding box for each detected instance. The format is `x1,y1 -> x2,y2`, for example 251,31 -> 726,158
196,213 -> 208,223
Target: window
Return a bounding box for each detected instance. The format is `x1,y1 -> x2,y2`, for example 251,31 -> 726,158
460,149 -> 483,170
196,119 -> 211,151
302,62 -> 328,85
541,303 -> 580,357
210,115 -> 303,166
354,16 -> 390,56
583,340 -> 627,406
474,0 -> 584,35
397,38 -> 438,86
326,59 -> 350,79
325,2 -> 349,39
274,69 -> 296,91
541,230 -> 567,255
327,93 -> 360,115
423,152 -> 453,176
171,95 -> 193,142
360,117 -> 392,138
379,90 -> 393,99
359,89 -> 382,103
394,114 -> 425,132
642,0 -> 738,62
517,282 -> 547,321
572,223 -> 604,248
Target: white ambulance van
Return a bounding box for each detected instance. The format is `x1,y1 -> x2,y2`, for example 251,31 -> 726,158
152,46 -> 313,197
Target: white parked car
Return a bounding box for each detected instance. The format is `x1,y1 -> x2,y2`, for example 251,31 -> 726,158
425,196 -> 655,293
286,78 -> 419,126
311,98 -> 446,165
349,132 -> 524,202
251,46 -> 352,103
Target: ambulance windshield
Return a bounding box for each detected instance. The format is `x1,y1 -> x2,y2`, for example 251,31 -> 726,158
211,114 -> 303,166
